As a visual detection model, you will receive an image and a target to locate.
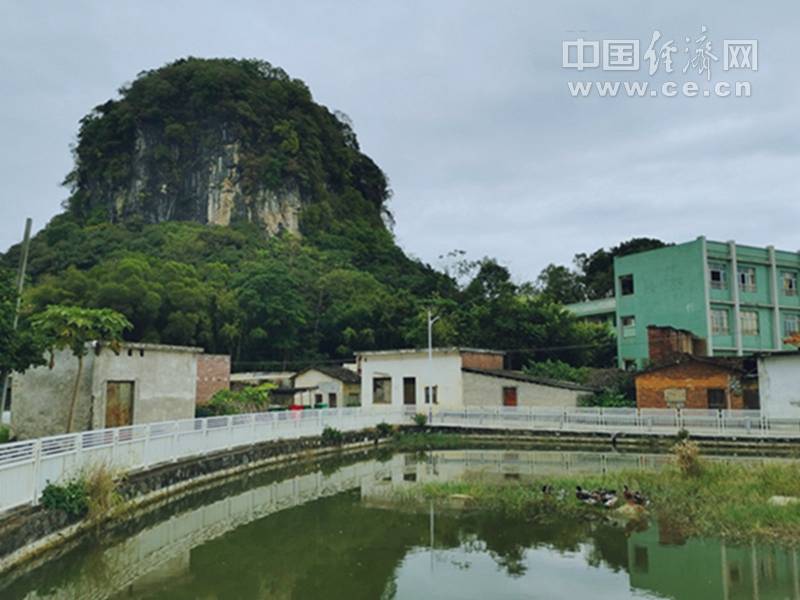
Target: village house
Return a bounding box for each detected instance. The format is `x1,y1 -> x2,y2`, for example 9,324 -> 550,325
357,348 -> 594,409
634,354 -> 759,410
756,351 -> 800,419
292,366 -> 361,408
12,342 -> 203,439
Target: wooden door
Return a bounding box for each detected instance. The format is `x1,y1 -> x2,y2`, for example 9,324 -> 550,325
403,377 -> 416,405
328,393 -> 337,408
106,381 -> 134,427
502,387 -> 518,407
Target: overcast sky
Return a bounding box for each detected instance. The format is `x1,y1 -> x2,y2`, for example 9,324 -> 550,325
1,1 -> 797,282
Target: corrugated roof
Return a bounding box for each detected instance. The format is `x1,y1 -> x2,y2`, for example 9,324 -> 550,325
355,347 -> 505,357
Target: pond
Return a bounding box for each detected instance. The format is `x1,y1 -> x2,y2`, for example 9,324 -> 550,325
1,449 -> 798,599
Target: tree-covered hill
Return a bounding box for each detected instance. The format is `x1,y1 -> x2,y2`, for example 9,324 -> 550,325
2,58 -> 613,370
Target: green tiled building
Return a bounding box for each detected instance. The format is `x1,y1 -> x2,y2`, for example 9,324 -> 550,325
568,237 -> 800,369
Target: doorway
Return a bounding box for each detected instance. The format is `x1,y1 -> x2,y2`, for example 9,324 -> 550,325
403,377 -> 416,405
707,388 -> 727,410
106,381 -> 134,427
502,386 -> 518,407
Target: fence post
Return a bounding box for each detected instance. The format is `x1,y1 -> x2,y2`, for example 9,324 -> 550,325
30,439 -> 43,506
172,422 -> 179,463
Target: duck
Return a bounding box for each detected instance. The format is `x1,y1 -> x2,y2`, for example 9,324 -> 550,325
575,486 -> 596,504
623,485 -> 648,506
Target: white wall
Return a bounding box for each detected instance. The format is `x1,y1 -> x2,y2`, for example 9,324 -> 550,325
758,355 -> 800,419
462,371 -> 584,407
91,346 -> 199,427
359,352 -> 463,408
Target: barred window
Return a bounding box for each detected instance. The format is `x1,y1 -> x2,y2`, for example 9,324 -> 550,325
740,311 -> 759,336
785,313 -> 800,336
709,263 -> 727,290
738,267 -> 756,293
783,272 -> 798,297
711,309 -> 729,335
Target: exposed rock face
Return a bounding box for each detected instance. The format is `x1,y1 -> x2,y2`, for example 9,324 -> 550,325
110,127 -> 301,235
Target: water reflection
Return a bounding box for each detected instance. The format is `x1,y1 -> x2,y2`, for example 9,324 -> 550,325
1,449 -> 798,600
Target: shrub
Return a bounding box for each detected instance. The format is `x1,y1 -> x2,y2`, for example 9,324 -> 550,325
673,440 -> 703,477
376,422 -> 393,438
208,383 -> 276,415
676,428 -> 690,442
41,478 -> 89,518
84,464 -> 123,521
321,426 -> 343,446
413,413 -> 428,428
0,425 -> 10,444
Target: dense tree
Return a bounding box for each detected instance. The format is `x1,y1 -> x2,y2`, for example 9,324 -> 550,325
534,264 -> 585,305
0,270 -> 47,397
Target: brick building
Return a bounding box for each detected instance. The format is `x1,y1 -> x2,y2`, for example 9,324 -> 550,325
646,325 -> 707,365
635,355 -> 755,410
196,354 -> 231,405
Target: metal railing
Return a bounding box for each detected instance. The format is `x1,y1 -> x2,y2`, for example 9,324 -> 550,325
428,406 -> 800,438
3,405 -> 800,516
0,407 -> 405,515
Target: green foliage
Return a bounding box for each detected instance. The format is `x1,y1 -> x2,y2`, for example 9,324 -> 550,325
525,359 -> 591,384
207,383 -> 276,415
375,422 -> 393,438
579,390 -> 635,408
0,269 -> 47,378
321,426 -> 343,446
32,305 -> 132,359
41,478 -> 89,518
413,413 -> 428,428
0,425 -> 10,444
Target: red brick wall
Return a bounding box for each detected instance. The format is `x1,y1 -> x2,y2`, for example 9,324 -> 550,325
461,352 -> 504,370
647,326 -> 699,363
636,361 -> 744,409
196,355 -> 231,405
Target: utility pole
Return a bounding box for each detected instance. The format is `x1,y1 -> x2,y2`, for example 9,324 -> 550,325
1,218 -> 33,413
426,309 -> 440,415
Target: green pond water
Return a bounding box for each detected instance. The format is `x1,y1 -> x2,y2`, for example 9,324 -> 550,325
2,449 -> 799,600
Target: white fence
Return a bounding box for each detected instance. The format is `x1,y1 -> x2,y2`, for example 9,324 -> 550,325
428,406 -> 800,438
0,407 -> 405,515
3,405 -> 800,516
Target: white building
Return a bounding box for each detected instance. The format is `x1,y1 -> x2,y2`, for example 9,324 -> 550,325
356,348 -> 594,410
757,351 -> 800,419
292,366 -> 361,408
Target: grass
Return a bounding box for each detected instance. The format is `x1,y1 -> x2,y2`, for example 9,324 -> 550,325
393,443 -> 800,544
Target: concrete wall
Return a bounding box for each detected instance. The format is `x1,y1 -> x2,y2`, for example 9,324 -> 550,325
11,344 -> 199,439
461,371 -> 584,408
635,362 -> 744,410
758,355 -> 800,418
359,352 -> 463,408
91,346 -> 199,427
196,355 -> 231,405
12,349 -> 97,439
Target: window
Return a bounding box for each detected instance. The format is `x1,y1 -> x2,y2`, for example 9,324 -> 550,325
707,388 -> 727,410
424,385 -> 438,404
783,272 -> 798,296
619,274 -> 634,296
621,315 -> 636,338
711,309 -> 729,335
785,313 -> 800,337
740,311 -> 759,336
738,267 -> 756,293
623,359 -> 637,372
709,263 -> 727,290
403,377 -> 416,405
328,393 -> 337,408
314,393 -> 323,406
373,377 -> 392,404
